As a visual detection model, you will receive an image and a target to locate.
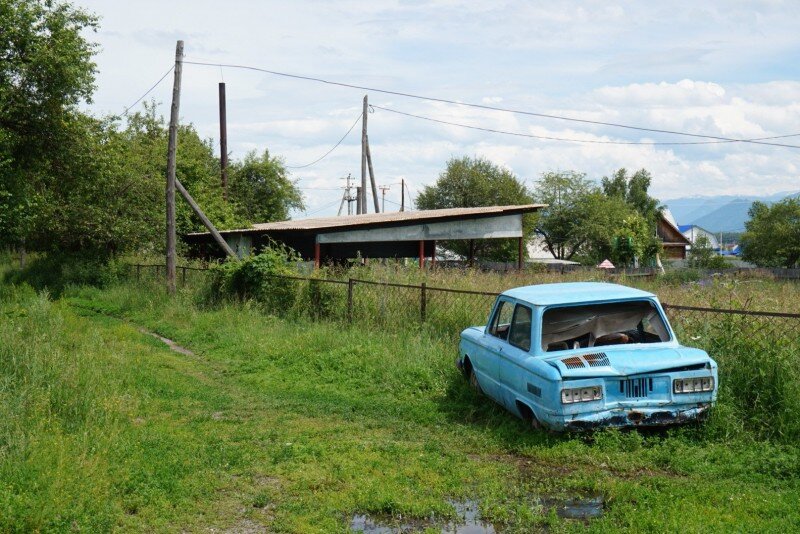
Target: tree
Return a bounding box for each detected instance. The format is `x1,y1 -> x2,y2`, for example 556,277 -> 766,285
228,150 -> 304,223
532,171 -> 596,260
416,156 -> 534,261
601,168 -> 662,225
741,199 -> 800,268
0,0 -> 98,249
532,170 -> 661,266
688,235 -> 727,269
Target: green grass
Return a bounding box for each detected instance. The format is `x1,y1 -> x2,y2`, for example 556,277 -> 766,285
2,274 -> 800,532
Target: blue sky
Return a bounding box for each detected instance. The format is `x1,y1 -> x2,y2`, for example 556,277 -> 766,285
80,0 -> 800,217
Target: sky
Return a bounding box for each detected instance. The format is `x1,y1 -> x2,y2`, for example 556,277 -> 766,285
79,0 -> 800,218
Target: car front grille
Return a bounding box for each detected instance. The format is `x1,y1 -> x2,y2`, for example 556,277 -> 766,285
620,377 -> 653,399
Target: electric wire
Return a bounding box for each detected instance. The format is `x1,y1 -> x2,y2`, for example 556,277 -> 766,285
301,198 -> 344,217
183,59 -> 800,149
284,112 -> 363,169
371,105 -> 799,147
122,65 -> 175,116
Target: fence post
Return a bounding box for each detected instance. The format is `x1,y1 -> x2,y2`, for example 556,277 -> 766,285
420,282 -> 427,322
347,278 -> 354,323
136,264 -> 140,281
181,266 -> 187,285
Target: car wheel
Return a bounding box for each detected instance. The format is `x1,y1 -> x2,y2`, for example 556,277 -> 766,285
468,368 -> 483,395
530,414 -> 542,430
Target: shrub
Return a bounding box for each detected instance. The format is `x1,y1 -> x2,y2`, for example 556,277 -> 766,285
4,253 -> 124,295
206,243 -> 300,313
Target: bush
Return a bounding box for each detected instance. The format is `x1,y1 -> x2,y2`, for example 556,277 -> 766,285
206,244 -> 300,313
3,253 -> 124,295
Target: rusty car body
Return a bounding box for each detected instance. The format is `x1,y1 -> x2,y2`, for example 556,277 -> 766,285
457,282 -> 717,431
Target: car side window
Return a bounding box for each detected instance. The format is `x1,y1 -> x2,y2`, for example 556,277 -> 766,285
488,300 -> 514,340
508,304 -> 533,352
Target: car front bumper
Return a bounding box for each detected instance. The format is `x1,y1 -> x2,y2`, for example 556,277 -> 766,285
555,403 -> 712,432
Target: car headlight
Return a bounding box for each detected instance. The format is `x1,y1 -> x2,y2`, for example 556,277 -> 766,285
673,376 -> 714,394
561,386 -> 602,404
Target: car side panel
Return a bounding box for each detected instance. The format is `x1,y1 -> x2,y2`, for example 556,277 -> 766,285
459,329 -> 503,402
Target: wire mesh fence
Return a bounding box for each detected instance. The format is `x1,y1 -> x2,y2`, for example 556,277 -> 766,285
126,263 -> 800,350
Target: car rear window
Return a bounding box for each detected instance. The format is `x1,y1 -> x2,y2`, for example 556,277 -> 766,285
541,300 -> 670,352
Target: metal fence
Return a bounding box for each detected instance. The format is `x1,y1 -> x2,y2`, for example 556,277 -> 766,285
126,263 -> 800,353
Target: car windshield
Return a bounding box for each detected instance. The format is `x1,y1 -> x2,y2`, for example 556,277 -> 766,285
541,300 -> 670,352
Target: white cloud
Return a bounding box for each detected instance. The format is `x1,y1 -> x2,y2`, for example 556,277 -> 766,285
78,0 -> 800,216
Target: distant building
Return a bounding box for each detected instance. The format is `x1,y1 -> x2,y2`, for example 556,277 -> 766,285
658,211 -> 691,260
678,224 -> 720,250
526,236 -> 581,265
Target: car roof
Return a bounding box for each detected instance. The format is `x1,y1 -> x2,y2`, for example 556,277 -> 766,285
501,282 -> 656,306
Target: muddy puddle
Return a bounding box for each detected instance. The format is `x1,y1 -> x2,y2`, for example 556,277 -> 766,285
540,494 -> 604,520
349,495 -> 603,532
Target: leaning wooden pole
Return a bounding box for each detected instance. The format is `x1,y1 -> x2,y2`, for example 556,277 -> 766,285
360,94 -> 368,214
176,179 -> 236,258
366,135 -> 379,212
165,40 -> 183,295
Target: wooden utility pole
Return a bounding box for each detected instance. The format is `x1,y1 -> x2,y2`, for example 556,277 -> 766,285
401,178 -> 405,212
219,82 -> 228,201
366,135 -> 379,212
166,40 -> 183,295
379,184 -> 390,212
361,94 -> 368,214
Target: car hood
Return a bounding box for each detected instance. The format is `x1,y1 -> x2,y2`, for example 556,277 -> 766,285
544,345 -> 713,378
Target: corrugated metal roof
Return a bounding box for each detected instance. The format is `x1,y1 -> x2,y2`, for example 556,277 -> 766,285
188,204 -> 545,236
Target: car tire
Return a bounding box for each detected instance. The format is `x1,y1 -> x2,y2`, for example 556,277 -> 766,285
468,368 -> 483,395
530,414 -> 542,430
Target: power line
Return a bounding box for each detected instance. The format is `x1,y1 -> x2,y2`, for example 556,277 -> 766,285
122,65 -> 174,116
302,198 -> 344,217
297,186 -> 345,191
183,59 -> 800,149
372,104 -> 792,146
285,112 -> 363,169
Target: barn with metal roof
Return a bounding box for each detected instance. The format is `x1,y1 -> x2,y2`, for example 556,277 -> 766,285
184,204 -> 545,268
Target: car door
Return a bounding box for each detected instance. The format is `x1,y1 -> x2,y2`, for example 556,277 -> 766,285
474,297 -> 514,402
498,303 -> 534,411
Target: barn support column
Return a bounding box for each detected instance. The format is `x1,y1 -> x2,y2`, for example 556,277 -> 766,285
431,240 -> 436,268
418,240 -> 425,269
518,236 -> 524,271
314,242 -> 321,269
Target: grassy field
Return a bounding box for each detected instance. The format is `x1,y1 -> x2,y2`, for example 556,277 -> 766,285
2,268 -> 800,532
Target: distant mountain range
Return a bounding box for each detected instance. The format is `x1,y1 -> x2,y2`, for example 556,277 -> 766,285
662,191 -> 800,233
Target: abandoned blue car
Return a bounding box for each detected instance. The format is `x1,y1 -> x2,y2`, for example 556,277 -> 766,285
457,282 -> 717,431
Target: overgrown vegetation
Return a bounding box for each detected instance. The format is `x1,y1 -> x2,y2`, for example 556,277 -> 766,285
3,253 -> 800,530
0,1 -> 303,261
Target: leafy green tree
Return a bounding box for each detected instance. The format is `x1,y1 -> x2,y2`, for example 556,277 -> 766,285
0,0 -> 98,249
416,156 -> 534,261
688,235 -> 727,269
607,213 -> 660,267
228,150 -> 304,223
741,199 -> 800,268
532,171 -> 596,260
532,170 -> 660,266
601,168 -> 662,224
